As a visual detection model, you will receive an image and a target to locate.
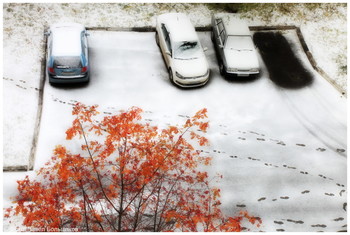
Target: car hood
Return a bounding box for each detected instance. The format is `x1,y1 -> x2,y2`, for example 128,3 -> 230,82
173,56 -> 209,77
224,49 -> 260,69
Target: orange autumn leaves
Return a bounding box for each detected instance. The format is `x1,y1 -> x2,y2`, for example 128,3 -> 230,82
5,103 -> 261,232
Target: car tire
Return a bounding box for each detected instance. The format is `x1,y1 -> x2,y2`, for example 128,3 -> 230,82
155,32 -> 160,47
168,68 -> 174,84
219,62 -> 226,76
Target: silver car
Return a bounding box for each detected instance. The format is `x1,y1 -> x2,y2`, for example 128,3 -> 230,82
212,14 -> 260,78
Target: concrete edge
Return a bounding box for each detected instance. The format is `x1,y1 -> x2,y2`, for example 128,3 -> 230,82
295,28 -> 346,96
3,29 -> 48,172
3,25 -> 344,172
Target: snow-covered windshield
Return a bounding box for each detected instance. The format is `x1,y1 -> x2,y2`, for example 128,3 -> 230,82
174,41 -> 202,60
53,56 -> 82,68
225,36 -> 255,51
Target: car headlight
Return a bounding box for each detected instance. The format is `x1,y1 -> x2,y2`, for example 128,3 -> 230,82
175,71 -> 184,79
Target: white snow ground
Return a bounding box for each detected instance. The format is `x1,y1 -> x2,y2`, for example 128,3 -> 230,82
3,30 -> 346,232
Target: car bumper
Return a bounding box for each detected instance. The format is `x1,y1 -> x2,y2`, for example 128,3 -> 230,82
49,73 -> 89,84
226,70 -> 260,77
174,72 -> 210,88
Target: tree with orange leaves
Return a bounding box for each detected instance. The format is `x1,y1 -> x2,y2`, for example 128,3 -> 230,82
5,103 -> 261,232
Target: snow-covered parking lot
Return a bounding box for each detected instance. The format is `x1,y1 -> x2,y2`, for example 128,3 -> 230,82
4,29 -> 346,232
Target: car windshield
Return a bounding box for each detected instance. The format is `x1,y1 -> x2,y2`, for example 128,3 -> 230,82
53,56 -> 82,68
225,36 -> 254,51
174,41 -> 201,60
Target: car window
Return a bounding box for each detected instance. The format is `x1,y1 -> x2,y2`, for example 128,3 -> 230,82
161,24 -> 172,52
225,35 -> 255,50
53,56 -> 82,68
173,41 -> 201,60
217,20 -> 224,34
216,19 -> 226,45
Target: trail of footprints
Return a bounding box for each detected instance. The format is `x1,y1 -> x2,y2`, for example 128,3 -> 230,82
202,148 -> 346,195
46,100 -> 347,231
49,98 -> 347,193
205,147 -> 346,231
233,129 -> 345,154
3,77 -> 40,91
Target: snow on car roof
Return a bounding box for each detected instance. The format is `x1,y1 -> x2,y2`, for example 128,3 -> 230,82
213,13 -> 251,36
50,23 -> 85,56
158,13 -> 198,42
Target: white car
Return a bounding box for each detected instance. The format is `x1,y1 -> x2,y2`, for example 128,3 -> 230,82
211,13 -> 260,78
156,13 -> 210,87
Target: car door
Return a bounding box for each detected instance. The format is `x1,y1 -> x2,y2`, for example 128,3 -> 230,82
81,31 -> 89,66
159,24 -> 172,67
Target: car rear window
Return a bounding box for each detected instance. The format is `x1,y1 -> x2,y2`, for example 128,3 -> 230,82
53,56 -> 82,68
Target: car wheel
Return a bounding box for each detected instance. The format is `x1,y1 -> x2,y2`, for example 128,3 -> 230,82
219,62 -> 225,76
155,32 -> 160,47
168,68 -> 174,84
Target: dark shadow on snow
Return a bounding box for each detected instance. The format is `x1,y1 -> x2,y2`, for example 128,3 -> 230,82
253,32 -> 313,89
49,81 -> 90,89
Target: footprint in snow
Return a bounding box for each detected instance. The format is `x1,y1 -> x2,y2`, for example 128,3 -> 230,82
301,190 -> 310,194
248,157 -> 260,161
286,219 -> 304,224
311,224 -> 327,228
257,138 -> 265,141
296,143 -> 306,147
316,147 -> 326,152
277,141 -> 286,146
280,196 -> 289,200
324,193 -> 335,196
337,149 -> 346,153
258,197 -> 266,202
318,174 -> 327,179
238,137 -> 246,140
274,221 -> 284,225
276,229 -> 285,232
334,217 -> 344,222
